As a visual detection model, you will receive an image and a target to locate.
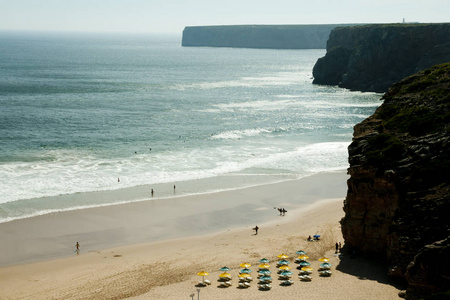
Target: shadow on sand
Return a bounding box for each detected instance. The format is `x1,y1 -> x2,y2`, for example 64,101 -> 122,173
336,251 -> 405,290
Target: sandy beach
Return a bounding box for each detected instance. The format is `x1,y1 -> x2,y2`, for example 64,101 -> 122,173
0,172 -> 402,299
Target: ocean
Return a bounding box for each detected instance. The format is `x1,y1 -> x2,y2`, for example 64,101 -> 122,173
0,31 -> 382,223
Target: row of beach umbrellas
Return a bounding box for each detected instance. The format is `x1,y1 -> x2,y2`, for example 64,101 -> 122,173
198,252 -> 332,286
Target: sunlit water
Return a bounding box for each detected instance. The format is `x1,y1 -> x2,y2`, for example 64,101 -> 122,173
0,32 -> 382,222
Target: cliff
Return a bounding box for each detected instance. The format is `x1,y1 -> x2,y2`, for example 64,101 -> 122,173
341,63 -> 450,299
313,23 -> 450,92
182,24 -> 359,49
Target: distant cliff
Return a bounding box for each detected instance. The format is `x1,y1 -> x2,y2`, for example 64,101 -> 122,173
313,23 -> 450,92
182,24 -> 359,49
341,63 -> 450,299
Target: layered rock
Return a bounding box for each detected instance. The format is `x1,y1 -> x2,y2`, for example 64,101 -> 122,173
182,24 -> 359,49
341,63 -> 450,299
313,23 -> 450,92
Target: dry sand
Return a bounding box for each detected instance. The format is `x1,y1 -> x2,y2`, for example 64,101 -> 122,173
0,173 -> 402,299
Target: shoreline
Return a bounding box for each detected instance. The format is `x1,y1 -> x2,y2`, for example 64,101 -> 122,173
0,171 -> 349,267
0,194 -> 401,299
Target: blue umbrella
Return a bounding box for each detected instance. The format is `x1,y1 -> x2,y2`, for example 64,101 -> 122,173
299,261 -> 311,267
320,263 -> 332,268
280,271 -> 293,276
219,266 -> 231,272
259,275 -> 272,281
259,258 -> 270,263
277,260 -> 289,265
313,234 -> 320,238
258,269 -> 271,275
296,250 -> 307,255
240,268 -> 252,273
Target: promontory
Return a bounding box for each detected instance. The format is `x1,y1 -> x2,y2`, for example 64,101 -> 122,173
313,23 -> 450,92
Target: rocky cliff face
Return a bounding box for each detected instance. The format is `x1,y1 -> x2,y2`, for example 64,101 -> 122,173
341,63 -> 450,299
313,24 -> 450,92
182,24 -> 359,49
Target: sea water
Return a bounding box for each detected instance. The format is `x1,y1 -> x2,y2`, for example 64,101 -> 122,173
0,31 -> 382,223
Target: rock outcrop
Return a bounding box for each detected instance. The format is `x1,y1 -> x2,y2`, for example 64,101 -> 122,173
313,23 -> 450,92
341,63 -> 450,299
182,24 -> 359,49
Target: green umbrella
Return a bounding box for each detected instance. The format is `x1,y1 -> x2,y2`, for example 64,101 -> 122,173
240,268 -> 252,273
277,259 -> 289,265
258,269 -> 271,275
219,266 -> 231,272
296,250 -> 307,255
299,261 -> 311,267
259,258 -> 270,263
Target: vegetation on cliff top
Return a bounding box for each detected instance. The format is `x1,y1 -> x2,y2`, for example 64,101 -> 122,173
365,63 -> 450,183
378,63 -> 450,136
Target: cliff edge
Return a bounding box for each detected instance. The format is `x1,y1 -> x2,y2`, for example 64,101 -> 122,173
341,63 -> 450,299
313,23 -> 450,92
182,24 -> 358,49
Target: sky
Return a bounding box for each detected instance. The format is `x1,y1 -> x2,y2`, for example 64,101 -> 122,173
0,0 -> 449,35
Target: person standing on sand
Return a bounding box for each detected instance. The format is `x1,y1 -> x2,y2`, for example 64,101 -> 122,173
151,189 -> 154,197
335,242 -> 339,253
254,225 -> 259,235
75,242 -> 80,255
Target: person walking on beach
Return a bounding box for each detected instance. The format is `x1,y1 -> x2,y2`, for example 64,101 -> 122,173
151,189 -> 154,197
335,242 -> 339,253
254,225 -> 259,235
75,242 -> 80,255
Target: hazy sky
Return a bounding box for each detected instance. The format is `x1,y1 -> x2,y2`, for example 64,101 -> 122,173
0,0 -> 449,34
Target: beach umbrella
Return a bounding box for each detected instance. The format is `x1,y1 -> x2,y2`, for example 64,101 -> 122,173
240,263 -> 251,268
279,265 -> 291,271
313,234 -> 320,238
219,266 -> 231,272
299,261 -> 311,267
277,259 -> 289,265
197,271 -> 209,281
238,273 -> 250,278
258,269 -> 271,275
280,271 -> 293,276
219,272 -> 231,278
301,267 -> 313,272
296,250 -> 307,255
259,258 -> 270,263
240,268 -> 252,274
320,262 -> 332,268
277,254 -> 289,259
258,263 -> 270,269
319,257 -> 330,262
297,255 -> 309,260
259,275 -> 272,281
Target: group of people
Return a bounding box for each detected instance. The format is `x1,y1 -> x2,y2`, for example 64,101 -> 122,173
277,207 -> 287,216
335,242 -> 342,253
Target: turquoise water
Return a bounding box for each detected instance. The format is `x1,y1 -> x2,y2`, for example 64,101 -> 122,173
0,31 -> 382,222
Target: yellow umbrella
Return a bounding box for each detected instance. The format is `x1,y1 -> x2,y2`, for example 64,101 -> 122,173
279,265 -> 291,270
258,263 -> 270,269
219,272 -> 231,278
240,262 -> 251,268
319,257 -> 330,262
197,270 -> 209,281
297,255 -> 309,260
238,273 -> 250,278
277,254 -> 289,259
301,266 -> 313,272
